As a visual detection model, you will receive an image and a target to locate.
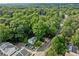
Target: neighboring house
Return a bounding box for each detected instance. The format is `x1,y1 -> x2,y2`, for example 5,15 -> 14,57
39,8 -> 46,15
68,43 -> 78,53
7,10 -> 14,17
28,37 -> 37,45
0,42 -> 18,56
0,42 -> 32,56
12,47 -> 31,56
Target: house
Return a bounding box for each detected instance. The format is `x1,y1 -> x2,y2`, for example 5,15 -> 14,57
0,42 -> 18,56
68,43 -> 78,53
7,10 -> 14,17
12,47 -> 31,56
28,37 -> 37,45
0,42 -> 32,56
39,8 -> 46,15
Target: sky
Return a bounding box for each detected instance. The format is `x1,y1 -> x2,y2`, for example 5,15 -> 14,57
0,0 -> 79,3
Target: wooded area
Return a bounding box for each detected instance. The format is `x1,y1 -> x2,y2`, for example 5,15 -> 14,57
0,3 -> 79,56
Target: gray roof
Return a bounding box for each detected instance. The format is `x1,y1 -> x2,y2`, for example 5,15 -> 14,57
0,42 -> 32,56
12,47 -> 31,56
0,42 -> 18,56
68,44 -> 78,53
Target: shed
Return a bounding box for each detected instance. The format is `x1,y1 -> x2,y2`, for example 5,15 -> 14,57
28,37 -> 37,45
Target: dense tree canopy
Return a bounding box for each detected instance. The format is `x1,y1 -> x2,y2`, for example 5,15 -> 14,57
0,4 -> 79,56
32,20 -> 47,40
0,24 -> 11,42
46,35 -> 67,56
71,28 -> 79,48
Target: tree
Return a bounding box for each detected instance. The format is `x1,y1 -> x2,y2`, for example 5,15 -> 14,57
45,15 -> 60,37
61,26 -> 74,37
60,15 -> 79,43
30,13 -> 39,26
0,24 -> 11,42
34,40 -> 42,47
10,19 -> 30,43
71,28 -> 79,48
46,35 -> 67,56
32,20 -> 47,40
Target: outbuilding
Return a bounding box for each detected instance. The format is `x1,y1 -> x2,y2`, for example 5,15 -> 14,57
28,37 -> 37,45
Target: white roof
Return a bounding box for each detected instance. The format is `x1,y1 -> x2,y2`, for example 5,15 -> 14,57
28,37 -> 37,45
